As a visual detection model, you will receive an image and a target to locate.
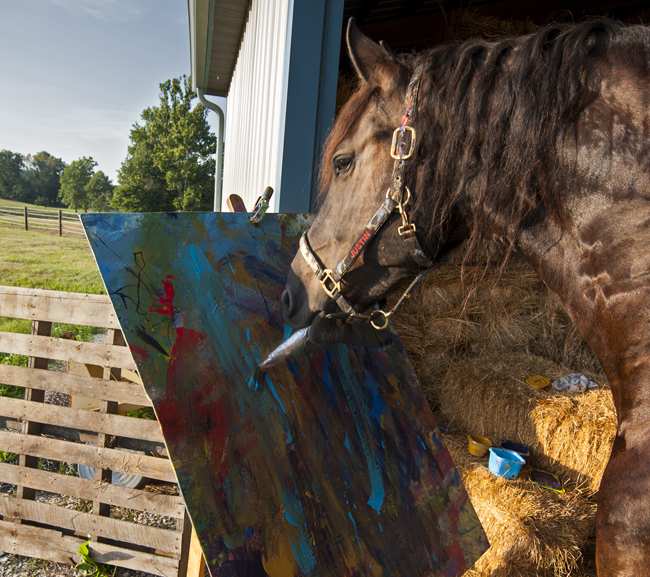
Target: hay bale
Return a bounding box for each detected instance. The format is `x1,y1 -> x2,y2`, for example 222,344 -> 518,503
392,244 -> 615,574
434,354 -> 615,494
443,433 -> 597,577
394,249 -> 606,402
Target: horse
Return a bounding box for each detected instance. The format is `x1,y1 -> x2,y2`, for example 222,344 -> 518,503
282,16 -> 650,576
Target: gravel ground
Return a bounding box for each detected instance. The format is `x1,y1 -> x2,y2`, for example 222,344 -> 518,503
0,477 -> 180,577
0,552 -> 160,577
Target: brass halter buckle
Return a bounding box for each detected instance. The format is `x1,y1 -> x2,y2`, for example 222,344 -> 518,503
390,126 -> 416,160
320,269 -> 341,299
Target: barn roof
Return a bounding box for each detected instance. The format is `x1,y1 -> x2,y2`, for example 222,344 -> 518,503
188,0 -> 249,97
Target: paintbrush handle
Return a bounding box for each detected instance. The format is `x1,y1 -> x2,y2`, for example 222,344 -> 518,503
259,326 -> 310,369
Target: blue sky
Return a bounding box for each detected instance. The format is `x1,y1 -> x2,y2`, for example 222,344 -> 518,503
0,0 -> 226,182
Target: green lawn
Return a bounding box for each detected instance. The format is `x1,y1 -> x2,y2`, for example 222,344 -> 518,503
0,226 -> 104,294
0,225 -> 105,398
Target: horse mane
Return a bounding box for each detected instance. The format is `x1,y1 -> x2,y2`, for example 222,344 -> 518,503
321,18 -> 650,255
409,18 -> 650,249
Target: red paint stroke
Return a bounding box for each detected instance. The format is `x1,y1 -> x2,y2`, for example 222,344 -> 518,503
128,345 -> 150,360
150,277 -> 176,318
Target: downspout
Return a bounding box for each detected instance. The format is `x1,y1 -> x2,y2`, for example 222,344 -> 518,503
197,89 -> 225,212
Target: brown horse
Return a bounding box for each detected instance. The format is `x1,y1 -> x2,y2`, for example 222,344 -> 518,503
282,17 -> 650,576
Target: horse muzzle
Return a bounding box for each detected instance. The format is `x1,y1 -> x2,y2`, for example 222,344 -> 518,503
282,268 -> 353,344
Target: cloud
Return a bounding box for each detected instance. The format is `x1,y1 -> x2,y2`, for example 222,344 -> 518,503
50,0 -> 151,22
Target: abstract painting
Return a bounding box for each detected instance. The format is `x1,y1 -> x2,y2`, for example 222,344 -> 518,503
81,212 -> 488,577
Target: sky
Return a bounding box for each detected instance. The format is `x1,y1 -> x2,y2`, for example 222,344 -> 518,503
0,0 -> 226,183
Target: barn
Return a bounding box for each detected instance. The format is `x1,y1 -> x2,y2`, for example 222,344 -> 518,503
186,2 -> 650,575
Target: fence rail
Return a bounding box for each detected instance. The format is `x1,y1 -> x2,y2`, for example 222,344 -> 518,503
0,286 -> 205,576
0,205 -> 85,237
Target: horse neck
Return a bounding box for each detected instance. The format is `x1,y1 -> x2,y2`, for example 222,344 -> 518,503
514,206 -> 650,440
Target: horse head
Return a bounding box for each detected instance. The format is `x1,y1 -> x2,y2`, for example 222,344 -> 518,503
283,20 -> 466,344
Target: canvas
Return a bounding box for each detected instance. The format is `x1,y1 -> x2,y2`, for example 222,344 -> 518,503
81,212 -> 488,577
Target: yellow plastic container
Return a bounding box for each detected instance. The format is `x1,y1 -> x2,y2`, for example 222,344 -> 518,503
525,374 -> 551,389
468,434 -> 492,457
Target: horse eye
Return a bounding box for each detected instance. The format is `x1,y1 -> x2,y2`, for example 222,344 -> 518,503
334,157 -> 353,175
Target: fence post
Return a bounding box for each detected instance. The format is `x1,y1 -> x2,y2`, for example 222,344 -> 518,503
58,210 -> 62,236
24,207 -> 28,231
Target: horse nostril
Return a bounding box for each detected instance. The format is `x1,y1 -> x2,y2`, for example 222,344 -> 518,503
282,289 -> 294,316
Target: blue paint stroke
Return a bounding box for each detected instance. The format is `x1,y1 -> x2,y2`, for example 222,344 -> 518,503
331,348 -> 385,514
348,511 -> 363,553
289,529 -> 317,575
267,381 -> 287,415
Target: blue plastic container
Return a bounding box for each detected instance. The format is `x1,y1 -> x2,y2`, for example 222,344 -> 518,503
499,439 -> 530,459
488,447 -> 526,479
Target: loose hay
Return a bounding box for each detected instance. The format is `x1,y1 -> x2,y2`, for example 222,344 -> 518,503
394,250 -> 605,393
436,354 -> 616,494
444,434 -> 597,577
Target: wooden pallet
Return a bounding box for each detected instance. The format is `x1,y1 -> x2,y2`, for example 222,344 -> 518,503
0,286 -> 200,577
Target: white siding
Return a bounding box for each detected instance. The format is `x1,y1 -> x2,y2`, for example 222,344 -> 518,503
222,0 -> 292,213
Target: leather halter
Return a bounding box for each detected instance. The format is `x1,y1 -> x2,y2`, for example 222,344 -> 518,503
300,67 -> 450,329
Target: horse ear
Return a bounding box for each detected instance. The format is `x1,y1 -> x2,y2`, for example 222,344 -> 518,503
347,18 -> 404,90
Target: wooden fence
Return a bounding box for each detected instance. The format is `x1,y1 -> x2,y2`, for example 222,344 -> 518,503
0,286 -> 204,576
0,205 -> 85,237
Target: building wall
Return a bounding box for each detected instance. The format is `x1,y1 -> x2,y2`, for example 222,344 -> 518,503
222,0 -> 292,213
222,0 -> 343,213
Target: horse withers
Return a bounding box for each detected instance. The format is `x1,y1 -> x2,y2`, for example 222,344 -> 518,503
282,17 -> 650,576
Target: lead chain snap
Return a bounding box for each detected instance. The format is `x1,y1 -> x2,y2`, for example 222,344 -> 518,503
370,309 -> 391,330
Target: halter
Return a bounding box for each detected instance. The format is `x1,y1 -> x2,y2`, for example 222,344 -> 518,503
300,67 -> 450,330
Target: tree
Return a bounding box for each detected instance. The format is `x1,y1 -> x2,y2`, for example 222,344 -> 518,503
85,170 -> 114,212
0,150 -> 26,201
25,151 -> 67,206
113,76 -> 216,212
59,157 -> 96,212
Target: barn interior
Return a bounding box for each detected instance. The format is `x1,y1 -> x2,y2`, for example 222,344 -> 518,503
338,1 -> 650,102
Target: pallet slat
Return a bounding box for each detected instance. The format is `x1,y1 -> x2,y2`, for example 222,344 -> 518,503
0,285 -> 195,575
0,364 -> 152,405
0,431 -> 176,483
0,397 -> 164,442
0,463 -> 184,518
0,286 -> 119,329
0,332 -> 137,371
0,496 -> 181,554
0,419 -> 168,457
0,521 -> 179,576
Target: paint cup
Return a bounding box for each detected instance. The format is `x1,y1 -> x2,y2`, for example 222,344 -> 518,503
468,434 -> 492,457
499,439 -> 530,459
488,447 -> 526,479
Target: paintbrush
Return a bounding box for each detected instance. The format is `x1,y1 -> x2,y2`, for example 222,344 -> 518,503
249,326 -> 311,392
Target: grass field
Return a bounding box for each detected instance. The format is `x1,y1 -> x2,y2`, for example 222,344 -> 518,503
0,225 -> 106,398
0,226 -> 104,294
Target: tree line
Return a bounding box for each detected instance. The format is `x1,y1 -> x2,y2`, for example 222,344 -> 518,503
0,75 -> 216,213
